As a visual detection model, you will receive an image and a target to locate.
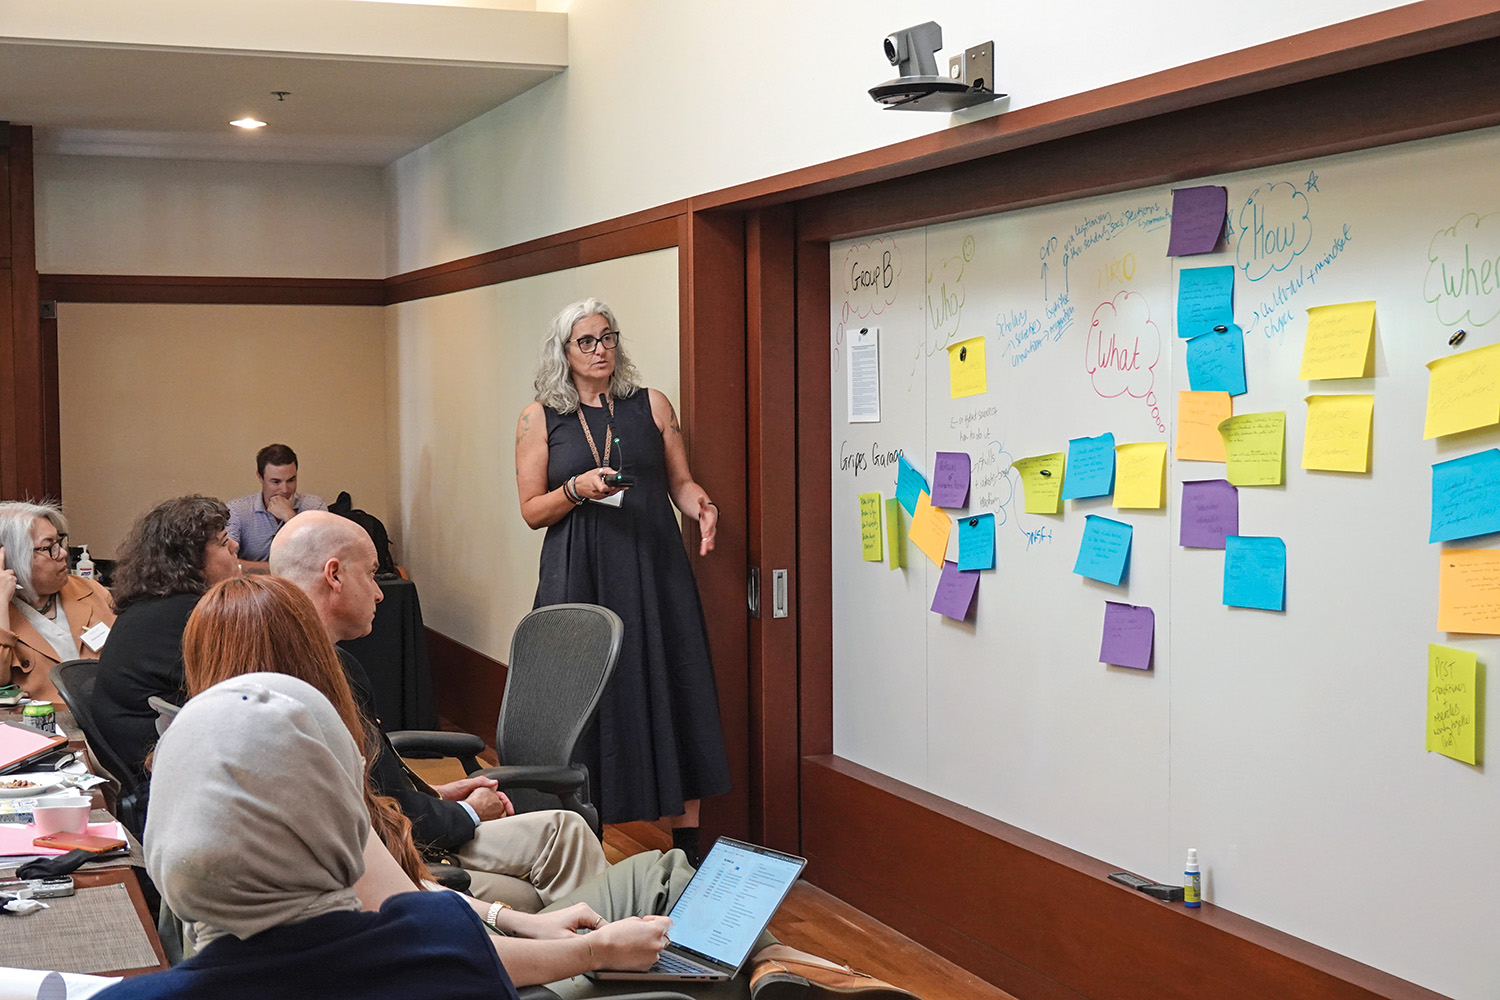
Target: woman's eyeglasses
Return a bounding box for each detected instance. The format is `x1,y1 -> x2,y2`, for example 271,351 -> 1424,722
570,331 -> 620,354
33,536 -> 68,560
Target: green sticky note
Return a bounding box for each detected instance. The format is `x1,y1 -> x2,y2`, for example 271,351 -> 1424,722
859,492 -> 883,562
885,498 -> 904,570
1427,644 -> 1480,765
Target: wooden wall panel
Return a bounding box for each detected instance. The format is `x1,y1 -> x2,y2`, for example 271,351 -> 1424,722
38,275 -> 384,306
424,627 -> 509,743
802,756 -> 1445,1000
744,206 -> 800,853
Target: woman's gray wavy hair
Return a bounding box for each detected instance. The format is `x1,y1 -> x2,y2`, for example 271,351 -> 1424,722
533,297 -> 642,414
0,501 -> 68,604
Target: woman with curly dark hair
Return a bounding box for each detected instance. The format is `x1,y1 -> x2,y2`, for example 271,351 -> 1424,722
92,496 -> 241,828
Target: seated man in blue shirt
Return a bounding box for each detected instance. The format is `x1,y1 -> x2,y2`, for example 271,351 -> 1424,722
226,443 -> 328,572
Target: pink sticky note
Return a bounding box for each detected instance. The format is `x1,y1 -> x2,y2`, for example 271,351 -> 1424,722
930,452 -> 971,508
931,560 -> 980,621
1100,601 -> 1154,670
1167,186 -> 1228,256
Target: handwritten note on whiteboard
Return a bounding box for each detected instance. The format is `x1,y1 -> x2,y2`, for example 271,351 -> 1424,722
1299,302 -> 1376,380
1424,342 -> 1500,439
858,492 -> 883,561
1438,547 -> 1500,633
1426,643 -> 1479,764
1302,394 -> 1373,473
1219,412 -> 1286,486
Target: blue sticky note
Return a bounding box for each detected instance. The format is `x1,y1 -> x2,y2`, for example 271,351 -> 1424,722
1177,266 -> 1235,338
895,455 -> 927,516
1223,535 -> 1286,611
958,513 -> 996,571
1186,325 -> 1247,396
1431,449 -> 1500,542
1073,514 -> 1133,586
1061,433 -> 1116,500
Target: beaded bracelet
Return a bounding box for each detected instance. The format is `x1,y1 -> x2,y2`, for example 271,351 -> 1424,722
563,476 -> 585,505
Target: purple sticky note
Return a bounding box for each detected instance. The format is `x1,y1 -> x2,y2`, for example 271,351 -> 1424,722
1167,185 -> 1228,256
1180,479 -> 1238,549
931,560 -> 980,621
930,452 -> 971,507
1100,601 -> 1155,670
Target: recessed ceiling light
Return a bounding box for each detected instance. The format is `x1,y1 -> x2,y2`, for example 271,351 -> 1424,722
230,118 -> 267,129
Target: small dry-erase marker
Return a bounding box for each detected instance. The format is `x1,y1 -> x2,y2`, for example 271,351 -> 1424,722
1450,329 -> 1467,347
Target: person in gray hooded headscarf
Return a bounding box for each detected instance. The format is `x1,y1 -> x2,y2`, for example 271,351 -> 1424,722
96,672 -> 518,1000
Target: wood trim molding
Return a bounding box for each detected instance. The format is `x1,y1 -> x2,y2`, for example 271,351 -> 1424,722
38,274 -> 385,306
424,627 -> 508,743
384,207 -> 683,304
802,755 -> 1445,1000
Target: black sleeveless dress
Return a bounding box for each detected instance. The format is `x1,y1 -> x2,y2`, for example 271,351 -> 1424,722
535,390 -> 731,824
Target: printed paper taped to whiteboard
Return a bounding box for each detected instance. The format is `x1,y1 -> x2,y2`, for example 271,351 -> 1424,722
847,326 -> 881,423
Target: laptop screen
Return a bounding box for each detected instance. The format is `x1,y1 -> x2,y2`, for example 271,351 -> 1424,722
666,838 -> 806,969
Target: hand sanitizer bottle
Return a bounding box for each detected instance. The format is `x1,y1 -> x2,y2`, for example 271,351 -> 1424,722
1184,848 -> 1201,908
76,545 -> 95,580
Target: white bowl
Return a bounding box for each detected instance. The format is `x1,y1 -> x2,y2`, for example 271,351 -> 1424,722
33,799 -> 90,837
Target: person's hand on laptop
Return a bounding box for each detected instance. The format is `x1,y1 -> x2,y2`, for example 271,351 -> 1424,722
514,902 -> 607,939
591,915 -> 673,971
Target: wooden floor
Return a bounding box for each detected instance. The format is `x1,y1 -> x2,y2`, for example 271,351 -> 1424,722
407,756 -> 1016,1000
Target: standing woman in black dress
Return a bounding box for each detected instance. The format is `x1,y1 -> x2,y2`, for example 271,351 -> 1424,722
515,298 -> 729,862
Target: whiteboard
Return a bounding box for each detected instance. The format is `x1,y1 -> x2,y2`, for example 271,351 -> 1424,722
829,125 -> 1500,1000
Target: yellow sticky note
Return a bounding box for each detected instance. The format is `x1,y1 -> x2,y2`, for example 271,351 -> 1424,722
1299,301 -> 1375,380
1218,411 -> 1285,486
885,498 -> 904,570
1424,342 -> 1500,439
1011,453 -> 1064,513
1438,547 -> 1500,634
1176,391 -> 1231,461
947,337 -> 987,398
1113,442 -> 1167,509
908,491 -> 952,568
1427,644 -> 1480,765
1302,394 -> 1373,473
859,492 -> 883,561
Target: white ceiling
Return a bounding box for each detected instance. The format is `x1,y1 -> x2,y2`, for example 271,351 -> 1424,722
0,1 -> 568,165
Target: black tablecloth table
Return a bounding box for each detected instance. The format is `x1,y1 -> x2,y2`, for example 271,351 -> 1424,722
338,578 -> 438,731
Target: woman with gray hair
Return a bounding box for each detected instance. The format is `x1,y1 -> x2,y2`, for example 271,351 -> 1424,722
0,500 -> 114,706
515,297 -> 729,863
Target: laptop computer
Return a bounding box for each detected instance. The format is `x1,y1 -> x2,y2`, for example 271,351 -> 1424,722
590,837 -> 806,982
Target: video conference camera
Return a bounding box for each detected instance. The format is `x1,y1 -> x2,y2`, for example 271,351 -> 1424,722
869,21 -> 1003,112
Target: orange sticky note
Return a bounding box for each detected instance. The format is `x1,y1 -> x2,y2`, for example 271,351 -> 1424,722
1176,391 -> 1230,461
908,491 -> 952,568
1438,548 -> 1500,634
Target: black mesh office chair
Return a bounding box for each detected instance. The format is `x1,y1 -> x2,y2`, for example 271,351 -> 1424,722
51,658 -> 147,840
390,603 -> 624,837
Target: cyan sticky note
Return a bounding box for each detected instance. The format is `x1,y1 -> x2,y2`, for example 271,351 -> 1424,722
1186,325 -> 1247,396
1223,535 -> 1286,611
957,513 -> 996,571
1431,449 -> 1500,543
895,455 -> 927,516
1073,514 -> 1133,586
1177,266 -> 1235,339
1061,433 -> 1116,500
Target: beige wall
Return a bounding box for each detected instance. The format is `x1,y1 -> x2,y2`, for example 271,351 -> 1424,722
57,302 -> 389,557
36,155 -> 386,277
388,248 -> 677,662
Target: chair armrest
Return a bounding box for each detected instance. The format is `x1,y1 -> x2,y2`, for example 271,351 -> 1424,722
470,763 -> 588,796
387,730 -> 485,760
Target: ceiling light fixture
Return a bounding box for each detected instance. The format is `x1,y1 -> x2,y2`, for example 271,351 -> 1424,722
230,117 -> 267,129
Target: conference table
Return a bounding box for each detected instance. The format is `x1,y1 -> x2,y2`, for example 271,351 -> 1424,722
339,577 -> 439,731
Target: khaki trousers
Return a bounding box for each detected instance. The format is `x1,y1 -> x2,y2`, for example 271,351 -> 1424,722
455,809 -> 609,911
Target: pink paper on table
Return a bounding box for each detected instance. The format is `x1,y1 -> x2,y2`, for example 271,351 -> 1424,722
931,560 -> 980,621
929,452 -> 971,508
1167,185 -> 1228,256
0,821 -> 126,856
1100,601 -> 1155,670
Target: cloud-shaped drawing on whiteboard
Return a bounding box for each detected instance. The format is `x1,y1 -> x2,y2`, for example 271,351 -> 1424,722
840,238 -> 903,323
1423,212 -> 1500,328
1235,182 -> 1312,282
1085,291 -> 1160,400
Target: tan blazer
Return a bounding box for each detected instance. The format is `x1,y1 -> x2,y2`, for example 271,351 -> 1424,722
1,575 -> 116,707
